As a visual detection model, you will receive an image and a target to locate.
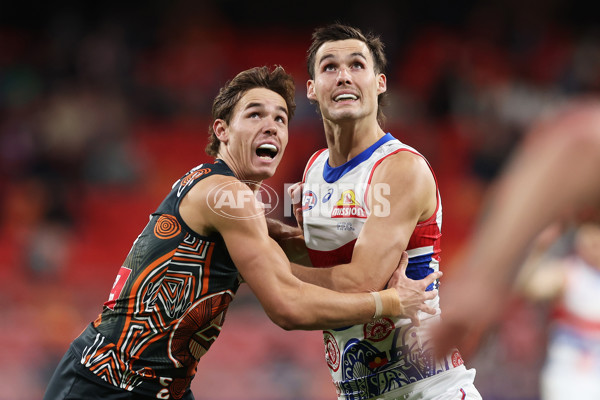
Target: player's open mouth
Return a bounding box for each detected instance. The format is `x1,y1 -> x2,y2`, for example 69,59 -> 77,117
256,143 -> 278,159
334,94 -> 358,102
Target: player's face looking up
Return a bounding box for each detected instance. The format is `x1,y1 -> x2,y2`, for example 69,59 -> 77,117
307,39 -> 386,123
214,87 -> 289,182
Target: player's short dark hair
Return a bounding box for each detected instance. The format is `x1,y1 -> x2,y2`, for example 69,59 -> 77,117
306,23 -> 388,126
205,66 -> 296,157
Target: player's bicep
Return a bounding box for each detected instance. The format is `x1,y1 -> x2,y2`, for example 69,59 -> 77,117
204,183 -> 295,298
352,154 -> 435,280
350,209 -> 416,286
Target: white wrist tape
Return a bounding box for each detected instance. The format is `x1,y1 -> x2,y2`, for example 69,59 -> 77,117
371,291 -> 383,319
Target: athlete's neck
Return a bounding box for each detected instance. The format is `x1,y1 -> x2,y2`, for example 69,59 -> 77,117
215,156 -> 263,192
324,120 -> 386,167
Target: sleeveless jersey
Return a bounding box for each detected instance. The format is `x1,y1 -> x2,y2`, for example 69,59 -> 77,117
301,133 -> 464,400
541,255 -> 600,400
70,160 -> 241,399
549,255 -> 600,344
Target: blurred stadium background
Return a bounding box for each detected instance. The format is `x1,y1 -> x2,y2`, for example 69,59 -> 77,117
0,1 -> 598,399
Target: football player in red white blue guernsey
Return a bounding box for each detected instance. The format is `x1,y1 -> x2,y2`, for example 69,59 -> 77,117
283,24 -> 483,400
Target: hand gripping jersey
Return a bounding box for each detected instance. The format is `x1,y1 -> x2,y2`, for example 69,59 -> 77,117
301,134 -> 464,400
70,160 -> 241,399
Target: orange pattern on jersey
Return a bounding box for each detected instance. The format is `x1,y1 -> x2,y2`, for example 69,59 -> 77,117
168,291 -> 233,399
200,242 -> 214,296
117,249 -> 177,369
86,342 -> 121,380
83,232 -> 232,397
154,214 -> 181,239
180,168 -> 211,188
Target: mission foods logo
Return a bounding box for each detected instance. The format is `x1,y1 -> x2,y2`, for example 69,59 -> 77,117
331,189 -> 367,218
207,180 -> 279,220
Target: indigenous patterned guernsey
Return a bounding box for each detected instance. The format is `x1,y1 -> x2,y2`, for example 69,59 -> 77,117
70,160 -> 241,399
301,133 -> 464,400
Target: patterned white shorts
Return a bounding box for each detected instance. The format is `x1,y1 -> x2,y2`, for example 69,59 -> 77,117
363,366 -> 482,400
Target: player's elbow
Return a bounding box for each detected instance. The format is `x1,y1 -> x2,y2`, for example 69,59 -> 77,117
342,273 -> 384,293
340,260 -> 392,292
269,315 -> 300,331
264,302 -> 312,331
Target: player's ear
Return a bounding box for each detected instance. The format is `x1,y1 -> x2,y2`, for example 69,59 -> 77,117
307,80 -> 317,101
377,73 -> 387,95
213,119 -> 229,144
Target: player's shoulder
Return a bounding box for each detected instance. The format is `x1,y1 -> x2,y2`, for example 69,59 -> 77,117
379,147 -> 430,174
368,147 -> 435,196
185,173 -> 264,232
187,173 -> 242,205
306,148 -> 329,168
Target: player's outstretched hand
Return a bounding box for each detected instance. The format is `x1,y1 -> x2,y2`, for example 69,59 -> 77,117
387,251 -> 442,326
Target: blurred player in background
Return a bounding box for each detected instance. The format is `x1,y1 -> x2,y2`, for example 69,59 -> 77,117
435,99 -> 600,371
43,65 -> 440,400
514,220 -> 600,400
